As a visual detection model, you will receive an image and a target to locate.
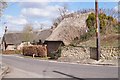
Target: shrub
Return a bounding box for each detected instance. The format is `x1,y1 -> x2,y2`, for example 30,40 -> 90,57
15,50 -> 22,54
86,12 -> 118,35
49,48 -> 62,59
22,45 -> 47,57
2,50 -> 14,54
80,29 -> 96,42
114,24 -> 120,33
2,50 -> 21,54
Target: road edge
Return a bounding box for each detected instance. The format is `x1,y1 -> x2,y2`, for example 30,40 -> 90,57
0,64 -> 9,80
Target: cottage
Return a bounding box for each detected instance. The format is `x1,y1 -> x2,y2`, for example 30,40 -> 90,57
1,33 -> 24,50
1,29 -> 53,51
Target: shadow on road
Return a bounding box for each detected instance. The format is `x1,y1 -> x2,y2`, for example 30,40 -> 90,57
52,71 -> 118,80
53,70 -> 85,80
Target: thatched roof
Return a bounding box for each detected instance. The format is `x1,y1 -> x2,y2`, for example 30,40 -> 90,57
3,33 -> 24,45
46,12 -> 90,45
2,29 -> 52,45
35,29 -> 52,42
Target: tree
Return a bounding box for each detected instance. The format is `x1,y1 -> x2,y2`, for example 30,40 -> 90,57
58,3 -> 68,20
86,13 -> 96,36
99,8 -> 118,19
86,12 -> 117,35
98,13 -> 108,33
98,8 -> 118,34
52,3 -> 69,28
0,0 -> 7,17
22,24 -> 34,42
86,13 -> 96,29
39,23 -> 44,30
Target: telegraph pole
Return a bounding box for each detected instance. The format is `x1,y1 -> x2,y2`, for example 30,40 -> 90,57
4,26 -> 8,50
5,26 -> 7,34
95,0 -> 100,61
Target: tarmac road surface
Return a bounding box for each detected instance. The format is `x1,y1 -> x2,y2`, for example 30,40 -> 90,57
1,55 -> 118,79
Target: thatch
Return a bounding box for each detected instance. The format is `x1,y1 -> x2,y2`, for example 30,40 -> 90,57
46,12 -> 90,45
2,29 -> 52,45
3,33 -> 24,45
34,29 -> 52,42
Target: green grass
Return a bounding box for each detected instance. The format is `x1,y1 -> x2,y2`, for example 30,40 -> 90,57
24,55 -> 50,60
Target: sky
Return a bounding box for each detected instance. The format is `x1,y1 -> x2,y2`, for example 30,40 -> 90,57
0,1 -> 119,37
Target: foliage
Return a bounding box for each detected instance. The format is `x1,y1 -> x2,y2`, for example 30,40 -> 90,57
23,45 -> 47,57
70,9 -> 119,45
86,12 -> 117,35
2,50 -> 21,54
114,22 -> 120,33
80,32 -> 92,41
22,24 -> 34,42
98,13 -> 108,33
77,12 -> 118,42
49,48 -> 62,60
15,50 -> 22,54
86,13 -> 96,30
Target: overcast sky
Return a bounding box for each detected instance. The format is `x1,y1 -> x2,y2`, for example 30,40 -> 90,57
0,0 -> 119,37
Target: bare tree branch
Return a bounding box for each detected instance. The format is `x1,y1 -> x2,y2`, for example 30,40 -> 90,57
22,24 -> 34,42
0,0 -> 7,17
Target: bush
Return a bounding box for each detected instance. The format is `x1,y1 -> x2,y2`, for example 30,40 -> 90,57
86,13 -> 117,35
114,25 -> 120,33
3,50 -> 14,54
2,50 -> 21,54
22,45 -> 47,57
80,29 -> 96,42
49,48 -> 62,59
15,50 -> 22,54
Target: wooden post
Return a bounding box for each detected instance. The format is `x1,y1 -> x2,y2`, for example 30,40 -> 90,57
95,0 -> 101,61
33,54 -> 35,58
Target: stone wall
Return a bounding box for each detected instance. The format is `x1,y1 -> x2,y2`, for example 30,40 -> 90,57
100,47 -> 119,60
58,46 -> 119,62
58,46 -> 90,62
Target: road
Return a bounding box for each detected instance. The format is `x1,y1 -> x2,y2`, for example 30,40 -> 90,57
1,54 -> 118,79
